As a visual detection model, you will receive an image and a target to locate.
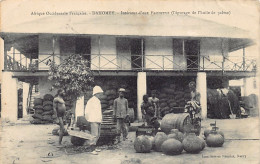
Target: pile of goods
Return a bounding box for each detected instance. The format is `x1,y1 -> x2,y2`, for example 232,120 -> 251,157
133,114 -> 225,156
134,129 -> 205,155
97,110 -> 118,146
30,94 -> 54,124
84,78 -> 136,122
42,94 -> 55,123
30,98 -> 44,124
207,88 -> 240,119
31,93 -> 74,125
157,82 -> 191,117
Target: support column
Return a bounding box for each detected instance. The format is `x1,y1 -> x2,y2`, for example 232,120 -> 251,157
0,37 -> 4,71
75,96 -> 85,122
22,82 -> 30,117
196,72 -> 207,119
137,72 -> 147,121
1,72 -> 18,122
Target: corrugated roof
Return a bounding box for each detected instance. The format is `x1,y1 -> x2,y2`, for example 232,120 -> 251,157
1,14 -> 252,39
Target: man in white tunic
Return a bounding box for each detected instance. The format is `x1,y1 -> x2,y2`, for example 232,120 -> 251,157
85,86 -> 103,147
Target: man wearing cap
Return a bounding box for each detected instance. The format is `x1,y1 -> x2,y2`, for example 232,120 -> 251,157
113,88 -> 129,142
85,86 -> 103,148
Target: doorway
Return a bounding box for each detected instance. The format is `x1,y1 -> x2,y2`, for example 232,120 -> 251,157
185,40 -> 200,71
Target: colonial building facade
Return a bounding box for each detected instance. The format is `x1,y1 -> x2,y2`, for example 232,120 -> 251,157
0,15 -> 257,122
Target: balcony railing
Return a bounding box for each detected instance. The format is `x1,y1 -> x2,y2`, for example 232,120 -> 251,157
4,53 -> 257,72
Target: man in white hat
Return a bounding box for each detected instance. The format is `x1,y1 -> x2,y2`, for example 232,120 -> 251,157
113,88 -> 129,143
84,86 -> 103,149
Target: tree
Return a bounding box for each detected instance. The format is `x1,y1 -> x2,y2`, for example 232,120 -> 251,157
48,54 -> 94,100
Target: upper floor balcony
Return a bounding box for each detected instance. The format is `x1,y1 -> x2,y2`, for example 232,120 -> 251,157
4,52 -> 257,73
2,35 -> 257,75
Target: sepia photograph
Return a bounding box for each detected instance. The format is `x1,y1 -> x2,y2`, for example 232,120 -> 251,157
0,0 -> 259,163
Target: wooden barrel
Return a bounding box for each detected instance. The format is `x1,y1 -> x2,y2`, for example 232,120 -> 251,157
128,108 -> 135,123
160,113 -> 191,134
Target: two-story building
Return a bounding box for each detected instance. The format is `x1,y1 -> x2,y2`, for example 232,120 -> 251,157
0,15 -> 257,122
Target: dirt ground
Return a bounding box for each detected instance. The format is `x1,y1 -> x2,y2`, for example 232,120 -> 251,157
0,117 -> 259,164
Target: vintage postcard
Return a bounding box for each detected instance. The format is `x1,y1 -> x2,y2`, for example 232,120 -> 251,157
0,0 -> 259,164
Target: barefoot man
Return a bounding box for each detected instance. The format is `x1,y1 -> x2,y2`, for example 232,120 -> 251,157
53,89 -> 66,145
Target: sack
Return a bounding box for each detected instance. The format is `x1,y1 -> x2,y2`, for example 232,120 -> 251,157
43,101 -> 53,107
42,115 -> 53,121
35,109 -> 44,114
43,94 -> 54,101
43,105 -> 53,111
42,110 -> 54,115
160,102 -> 168,108
34,105 -> 43,110
30,118 -> 42,124
32,113 -> 43,120
34,98 -> 43,106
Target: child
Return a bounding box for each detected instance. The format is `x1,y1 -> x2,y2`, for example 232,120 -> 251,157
141,94 -> 155,126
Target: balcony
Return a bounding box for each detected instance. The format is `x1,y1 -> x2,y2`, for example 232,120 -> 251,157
4,53 -> 257,73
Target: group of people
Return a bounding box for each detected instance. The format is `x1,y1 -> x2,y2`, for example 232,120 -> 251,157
52,81 -> 201,153
52,86 -> 131,154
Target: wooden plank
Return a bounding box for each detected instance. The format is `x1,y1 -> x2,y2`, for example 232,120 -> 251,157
68,130 -> 95,140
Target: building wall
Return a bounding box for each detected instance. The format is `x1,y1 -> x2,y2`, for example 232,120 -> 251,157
38,35 -> 60,70
37,35 -> 234,71
200,38 -> 229,70
38,76 -> 57,98
91,36 -> 118,70
145,37 -> 173,70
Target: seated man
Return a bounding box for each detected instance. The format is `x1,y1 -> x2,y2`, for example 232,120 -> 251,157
185,81 -> 201,114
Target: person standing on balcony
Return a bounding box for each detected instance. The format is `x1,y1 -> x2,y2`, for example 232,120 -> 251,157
113,88 -> 129,143
53,89 -> 66,145
85,86 -> 104,148
148,90 -> 160,119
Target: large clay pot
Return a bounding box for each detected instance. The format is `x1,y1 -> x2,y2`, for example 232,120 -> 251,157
204,128 -> 224,138
161,139 -> 183,155
154,132 -> 168,152
161,113 -> 191,134
206,131 -> 224,147
203,129 -> 211,138
147,136 -> 155,150
198,136 -> 206,151
167,133 -> 178,140
134,135 -> 153,153
169,129 -> 184,142
52,127 -> 59,135
182,133 -> 203,154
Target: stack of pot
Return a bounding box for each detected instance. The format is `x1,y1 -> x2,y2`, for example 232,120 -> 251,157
158,82 -> 191,117
31,98 -> 44,124
42,94 -> 54,123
